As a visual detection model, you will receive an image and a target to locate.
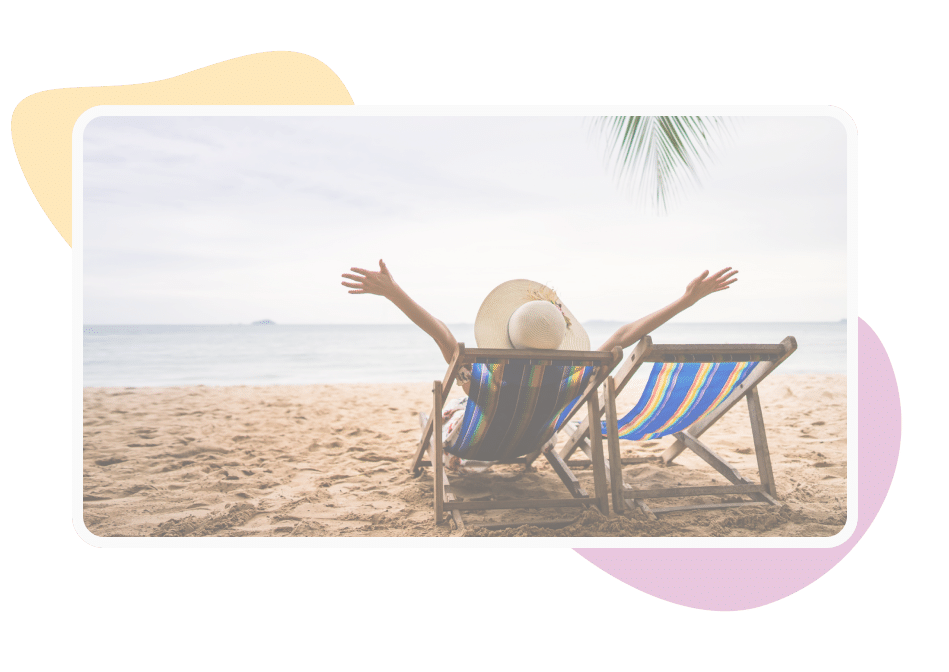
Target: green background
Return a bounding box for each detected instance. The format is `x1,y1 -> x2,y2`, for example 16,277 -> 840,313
2,2 -> 924,669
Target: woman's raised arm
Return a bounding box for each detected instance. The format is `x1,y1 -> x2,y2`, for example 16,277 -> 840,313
342,259 -> 459,365
598,268 -> 738,352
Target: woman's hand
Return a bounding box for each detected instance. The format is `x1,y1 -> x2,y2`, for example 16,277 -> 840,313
342,259 -> 458,365
342,259 -> 399,298
599,267 -> 738,352
683,267 -> 738,306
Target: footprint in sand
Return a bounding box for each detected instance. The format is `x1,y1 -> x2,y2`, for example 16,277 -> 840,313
95,457 -> 126,466
355,453 -> 399,462
123,484 -> 156,496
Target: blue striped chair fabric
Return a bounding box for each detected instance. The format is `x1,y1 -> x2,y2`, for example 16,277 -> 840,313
447,360 -> 593,462
602,361 -> 759,441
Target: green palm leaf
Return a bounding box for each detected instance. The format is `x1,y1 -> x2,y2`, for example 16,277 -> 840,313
593,116 -> 730,214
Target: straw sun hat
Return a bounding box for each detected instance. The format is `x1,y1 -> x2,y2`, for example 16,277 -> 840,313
474,280 -> 590,351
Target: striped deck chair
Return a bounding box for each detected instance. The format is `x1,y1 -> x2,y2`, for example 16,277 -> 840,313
411,343 -> 623,530
560,336 -> 797,518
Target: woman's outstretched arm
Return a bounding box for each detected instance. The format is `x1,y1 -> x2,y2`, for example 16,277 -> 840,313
598,268 -> 739,352
342,260 -> 459,365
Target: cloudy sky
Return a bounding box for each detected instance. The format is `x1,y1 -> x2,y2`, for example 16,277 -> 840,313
82,113 -> 848,325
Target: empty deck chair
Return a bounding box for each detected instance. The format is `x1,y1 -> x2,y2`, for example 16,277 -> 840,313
560,336 -> 797,518
411,343 -> 623,530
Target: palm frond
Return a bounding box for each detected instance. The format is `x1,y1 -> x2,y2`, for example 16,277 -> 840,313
592,116 -> 731,214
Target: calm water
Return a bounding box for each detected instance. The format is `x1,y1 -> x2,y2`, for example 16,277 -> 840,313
82,322 -> 847,388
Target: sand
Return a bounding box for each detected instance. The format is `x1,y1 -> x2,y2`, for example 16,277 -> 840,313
82,374 -> 847,538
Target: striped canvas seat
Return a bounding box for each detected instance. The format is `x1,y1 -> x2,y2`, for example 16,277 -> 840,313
558,335 -> 797,519
450,360 -> 593,461
413,343 -> 623,528
603,361 -> 759,441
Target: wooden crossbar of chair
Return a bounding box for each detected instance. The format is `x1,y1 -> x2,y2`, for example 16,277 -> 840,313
411,343 -> 623,530
561,335 -> 797,519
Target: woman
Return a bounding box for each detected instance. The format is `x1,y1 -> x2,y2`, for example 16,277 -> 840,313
341,260 -> 737,470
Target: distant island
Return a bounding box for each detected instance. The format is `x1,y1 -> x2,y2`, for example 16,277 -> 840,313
252,320 -> 276,326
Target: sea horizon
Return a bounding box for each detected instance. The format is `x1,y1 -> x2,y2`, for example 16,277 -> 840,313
83,321 -> 848,388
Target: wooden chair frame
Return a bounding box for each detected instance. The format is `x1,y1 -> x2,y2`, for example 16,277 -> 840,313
411,343 -> 623,530
560,335 -> 797,518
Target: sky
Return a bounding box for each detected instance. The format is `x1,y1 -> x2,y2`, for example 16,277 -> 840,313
82,113 -> 848,325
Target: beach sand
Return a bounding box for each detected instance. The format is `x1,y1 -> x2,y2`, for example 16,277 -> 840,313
82,374 -> 847,538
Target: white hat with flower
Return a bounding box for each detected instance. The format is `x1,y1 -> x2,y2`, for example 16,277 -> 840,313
474,280 -> 590,351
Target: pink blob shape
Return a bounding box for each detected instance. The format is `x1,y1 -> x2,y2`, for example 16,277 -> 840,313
576,318 -> 899,610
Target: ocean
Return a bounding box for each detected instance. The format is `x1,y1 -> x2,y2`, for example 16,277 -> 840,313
82,321 -> 847,388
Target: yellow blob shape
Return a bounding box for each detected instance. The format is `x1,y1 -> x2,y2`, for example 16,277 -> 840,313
11,52 -> 353,246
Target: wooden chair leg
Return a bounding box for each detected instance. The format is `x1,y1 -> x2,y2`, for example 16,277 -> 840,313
412,410 -> 435,474
661,438 -> 688,465
559,416 -> 591,462
433,381 -> 444,525
439,468 -> 465,532
747,386 -> 777,498
586,392 -> 610,515
604,376 -> 625,514
544,447 -> 590,499
675,430 -> 778,505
